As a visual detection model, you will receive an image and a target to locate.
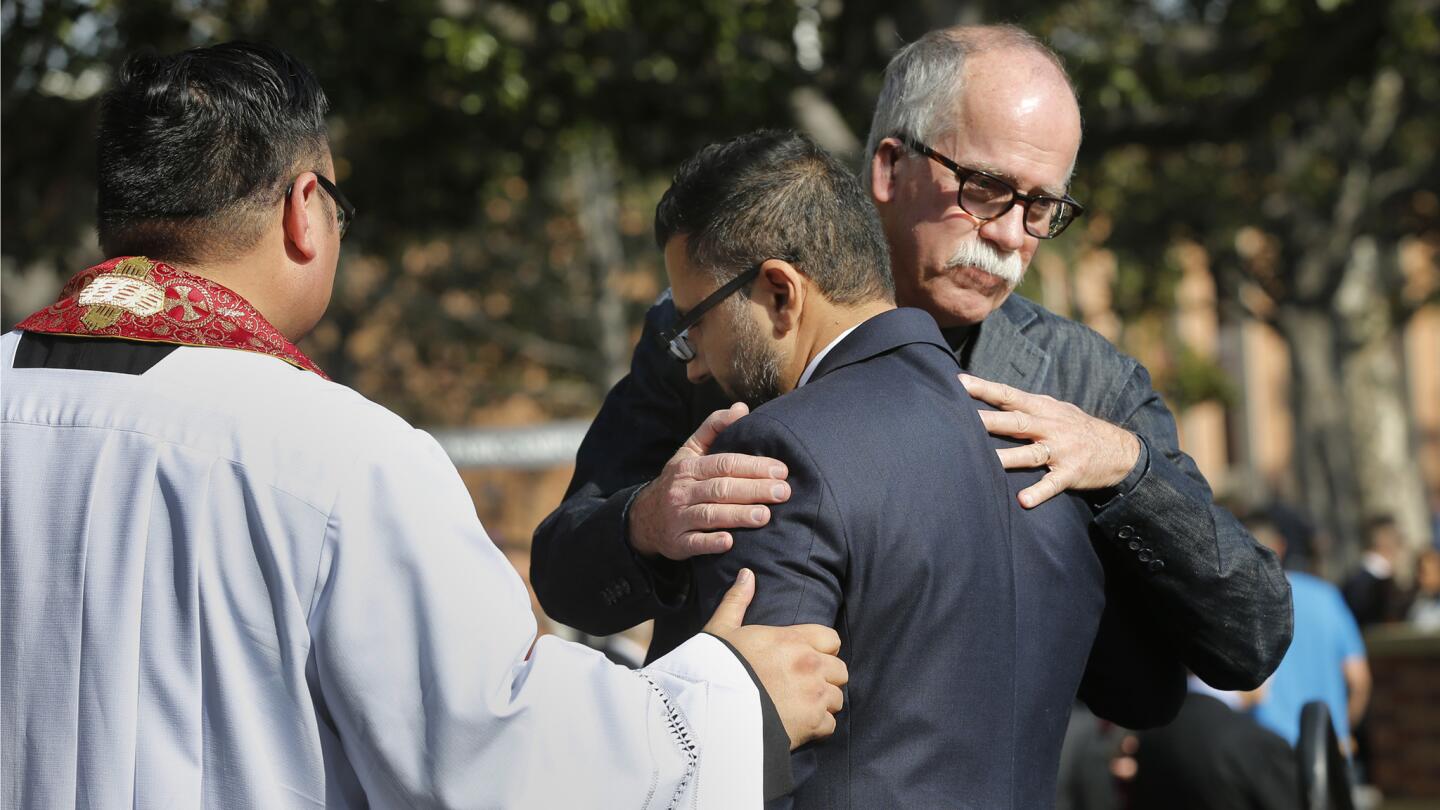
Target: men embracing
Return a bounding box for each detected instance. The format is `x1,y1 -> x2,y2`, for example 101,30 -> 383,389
535,23 -> 1294,809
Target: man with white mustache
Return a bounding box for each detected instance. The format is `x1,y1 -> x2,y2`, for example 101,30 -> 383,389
534,22 -> 1293,733
947,237 -> 1025,290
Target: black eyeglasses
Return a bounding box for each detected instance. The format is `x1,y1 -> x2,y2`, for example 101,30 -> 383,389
656,264 -> 763,363
288,173 -> 356,240
900,136 -> 1083,239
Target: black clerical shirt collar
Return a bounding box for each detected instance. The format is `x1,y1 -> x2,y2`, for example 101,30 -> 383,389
941,324 -> 980,367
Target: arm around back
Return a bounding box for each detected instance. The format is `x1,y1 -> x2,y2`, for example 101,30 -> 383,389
532,296 -> 791,635
531,297 -> 712,633
1092,360 -> 1293,690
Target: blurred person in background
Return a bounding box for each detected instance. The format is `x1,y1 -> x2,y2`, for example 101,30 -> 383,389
1055,704 -> 1127,810
0,40 -> 850,808
1247,511 -> 1371,756
1407,549 -> 1440,632
1132,675 -> 1298,810
534,21 -> 1290,738
1262,500 -> 1321,574
1342,517 -> 1410,627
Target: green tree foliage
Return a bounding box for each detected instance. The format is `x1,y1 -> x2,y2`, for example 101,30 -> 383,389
1035,0 -> 1439,554
4,0 -> 1437,553
3,0 -> 817,419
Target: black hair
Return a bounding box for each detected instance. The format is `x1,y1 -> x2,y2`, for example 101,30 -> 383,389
97,41 -> 330,263
1364,515 -> 1399,545
654,129 -> 894,305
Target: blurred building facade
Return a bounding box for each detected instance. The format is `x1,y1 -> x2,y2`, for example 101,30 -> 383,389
452,241 -> 1438,591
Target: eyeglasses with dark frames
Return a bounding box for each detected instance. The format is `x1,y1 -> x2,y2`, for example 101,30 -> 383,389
900,136 -> 1084,239
656,263 -> 763,363
287,173 -> 356,240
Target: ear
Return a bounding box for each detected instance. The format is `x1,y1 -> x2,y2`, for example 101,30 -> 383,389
870,137 -> 904,205
755,259 -> 805,337
284,172 -> 321,262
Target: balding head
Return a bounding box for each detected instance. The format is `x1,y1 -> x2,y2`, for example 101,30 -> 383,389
865,25 -> 1085,327
863,25 -> 1081,190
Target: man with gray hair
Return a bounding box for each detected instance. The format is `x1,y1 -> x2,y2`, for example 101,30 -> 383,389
534,23 -> 1292,728
643,127 -> 1107,808
859,24 -> 1290,688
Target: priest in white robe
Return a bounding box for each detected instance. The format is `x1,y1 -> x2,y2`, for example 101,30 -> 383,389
1,41 -> 845,810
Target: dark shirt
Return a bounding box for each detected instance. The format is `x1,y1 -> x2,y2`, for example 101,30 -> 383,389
1134,693 -> 1299,810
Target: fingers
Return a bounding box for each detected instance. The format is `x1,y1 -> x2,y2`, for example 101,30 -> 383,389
688,452 -> 788,484
702,568 -> 754,634
965,375 -> 1141,498
791,624 -> 842,656
1018,471 -> 1066,509
677,530 -> 734,556
791,663 -> 843,749
995,442 -> 1053,470
722,622 -> 846,750
977,409 -> 1039,438
815,707 -> 838,740
819,652 -> 849,688
693,475 -> 790,506
636,447 -> 786,560
679,503 -> 772,531
792,707 -> 837,749
959,373 -> 1030,410
682,403 -> 752,456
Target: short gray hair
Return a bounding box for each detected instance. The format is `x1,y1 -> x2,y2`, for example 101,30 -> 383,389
862,25 -> 1076,191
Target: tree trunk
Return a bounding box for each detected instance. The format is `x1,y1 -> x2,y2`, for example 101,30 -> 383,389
1276,304 -> 1363,578
1275,237 -> 1432,582
573,129 -> 631,389
1336,237 -> 1432,581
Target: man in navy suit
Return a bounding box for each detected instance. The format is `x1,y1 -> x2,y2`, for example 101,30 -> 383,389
642,129 -> 1119,808
533,26 -> 1290,724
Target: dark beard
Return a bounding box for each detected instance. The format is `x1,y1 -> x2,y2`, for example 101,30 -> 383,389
723,303 -> 783,408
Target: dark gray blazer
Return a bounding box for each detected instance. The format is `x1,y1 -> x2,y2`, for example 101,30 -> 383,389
647,308 -> 1102,808
964,295 -> 1292,689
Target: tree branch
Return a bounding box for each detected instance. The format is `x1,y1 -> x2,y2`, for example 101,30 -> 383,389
462,311 -> 595,373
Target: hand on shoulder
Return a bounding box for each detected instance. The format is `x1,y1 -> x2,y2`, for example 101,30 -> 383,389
959,373 -> 1141,508
628,403 -> 792,559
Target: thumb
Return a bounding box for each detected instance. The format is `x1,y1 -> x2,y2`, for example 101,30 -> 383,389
703,568 -> 755,634
684,402 -> 751,457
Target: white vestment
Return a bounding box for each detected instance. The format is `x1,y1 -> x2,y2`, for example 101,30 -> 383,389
1,331 -> 764,808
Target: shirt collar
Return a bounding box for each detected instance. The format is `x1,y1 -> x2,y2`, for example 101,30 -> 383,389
797,324 -> 861,388
1362,551 -> 1394,579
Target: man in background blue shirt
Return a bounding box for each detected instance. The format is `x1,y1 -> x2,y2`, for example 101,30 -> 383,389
1248,513 -> 1371,751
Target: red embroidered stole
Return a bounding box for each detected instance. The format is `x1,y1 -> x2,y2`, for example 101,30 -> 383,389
15,256 -> 328,378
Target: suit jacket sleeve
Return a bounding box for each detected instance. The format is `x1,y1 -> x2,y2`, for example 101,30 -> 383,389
1092,360 -> 1293,690
686,411 -> 846,800
530,297 -> 722,634
1075,557 -> 1187,728
687,411 -> 846,629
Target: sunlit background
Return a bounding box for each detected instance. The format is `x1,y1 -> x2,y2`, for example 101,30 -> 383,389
3,1 -> 1437,806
